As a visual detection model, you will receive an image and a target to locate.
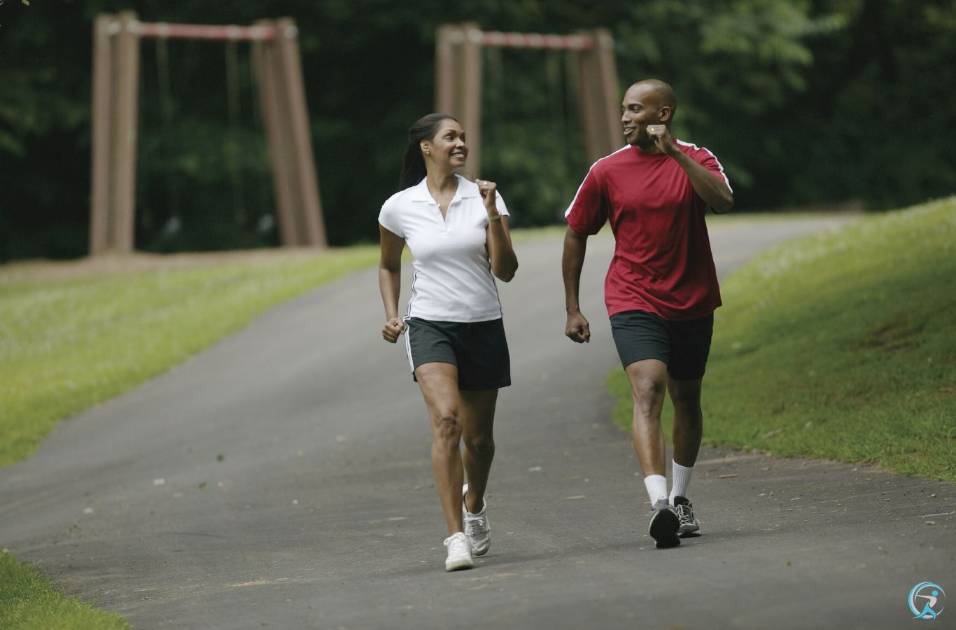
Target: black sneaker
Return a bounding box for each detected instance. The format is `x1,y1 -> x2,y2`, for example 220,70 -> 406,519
673,496 -> 701,537
648,499 -> 680,548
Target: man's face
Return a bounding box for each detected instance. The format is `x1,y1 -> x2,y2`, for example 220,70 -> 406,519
621,84 -> 667,147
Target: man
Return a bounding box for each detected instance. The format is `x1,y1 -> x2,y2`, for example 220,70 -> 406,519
562,79 -> 733,548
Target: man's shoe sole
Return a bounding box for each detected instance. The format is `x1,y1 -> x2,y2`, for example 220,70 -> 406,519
678,525 -> 701,538
649,508 -> 681,549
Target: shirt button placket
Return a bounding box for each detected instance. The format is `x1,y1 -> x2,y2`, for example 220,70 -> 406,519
433,201 -> 448,235
443,200 -> 453,234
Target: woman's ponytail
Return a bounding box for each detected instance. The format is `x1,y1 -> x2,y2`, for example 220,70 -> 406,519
399,113 -> 458,190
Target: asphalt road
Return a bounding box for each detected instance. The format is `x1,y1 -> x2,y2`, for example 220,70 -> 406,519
2,215 -> 954,629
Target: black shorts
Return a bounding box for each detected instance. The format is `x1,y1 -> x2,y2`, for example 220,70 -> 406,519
405,317 -> 511,391
609,310 -> 714,380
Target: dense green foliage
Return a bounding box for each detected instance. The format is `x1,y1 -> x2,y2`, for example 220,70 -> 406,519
1,0 -> 954,261
609,198 -> 956,481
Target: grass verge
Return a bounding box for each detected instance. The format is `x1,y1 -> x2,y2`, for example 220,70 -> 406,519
0,246 -> 379,468
610,197 -> 956,481
0,551 -> 127,630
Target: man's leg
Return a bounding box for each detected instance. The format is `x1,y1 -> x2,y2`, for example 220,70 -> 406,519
627,358 -> 681,548
624,359 -> 670,504
612,312 -> 680,547
665,312 -> 712,516
668,376 -> 704,536
669,376 -> 703,494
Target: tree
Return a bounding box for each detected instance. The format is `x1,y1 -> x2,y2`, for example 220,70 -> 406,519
1,0 -> 952,261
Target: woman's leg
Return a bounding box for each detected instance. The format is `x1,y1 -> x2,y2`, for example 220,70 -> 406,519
416,362 -> 465,534
459,389 -> 498,513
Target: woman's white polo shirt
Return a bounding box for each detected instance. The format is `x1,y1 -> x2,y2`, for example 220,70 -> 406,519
378,174 -> 509,323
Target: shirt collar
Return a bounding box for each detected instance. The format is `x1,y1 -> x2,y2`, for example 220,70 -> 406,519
455,174 -> 479,199
409,173 -> 479,203
409,178 -> 432,202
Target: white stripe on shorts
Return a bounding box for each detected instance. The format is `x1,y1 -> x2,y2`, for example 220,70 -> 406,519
402,317 -> 415,373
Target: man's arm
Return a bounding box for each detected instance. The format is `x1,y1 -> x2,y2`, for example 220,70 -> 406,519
669,150 -> 734,212
562,227 -> 591,343
653,130 -> 734,212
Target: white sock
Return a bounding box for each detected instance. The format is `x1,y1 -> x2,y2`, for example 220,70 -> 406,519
670,461 -> 694,504
643,474 -> 668,505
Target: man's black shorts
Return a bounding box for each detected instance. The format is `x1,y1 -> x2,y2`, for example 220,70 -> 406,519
405,317 -> 511,391
609,310 -> 714,380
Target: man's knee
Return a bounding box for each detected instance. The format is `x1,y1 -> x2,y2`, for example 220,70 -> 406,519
669,380 -> 702,411
630,374 -> 666,404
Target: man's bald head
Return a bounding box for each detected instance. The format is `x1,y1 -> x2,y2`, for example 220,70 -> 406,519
627,79 -> 678,114
621,79 -> 679,148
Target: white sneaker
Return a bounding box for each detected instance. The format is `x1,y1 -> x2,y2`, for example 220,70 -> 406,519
443,532 -> 474,571
462,483 -> 490,556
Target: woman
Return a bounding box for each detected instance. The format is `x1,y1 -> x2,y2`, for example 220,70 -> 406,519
378,113 -> 518,571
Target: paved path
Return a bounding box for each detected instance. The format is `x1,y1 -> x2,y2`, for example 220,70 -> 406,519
2,215 -> 954,629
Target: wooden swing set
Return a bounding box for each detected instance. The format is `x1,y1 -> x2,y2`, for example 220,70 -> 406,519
89,11 -> 326,255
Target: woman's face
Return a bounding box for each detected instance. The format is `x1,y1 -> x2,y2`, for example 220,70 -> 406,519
422,119 -> 468,170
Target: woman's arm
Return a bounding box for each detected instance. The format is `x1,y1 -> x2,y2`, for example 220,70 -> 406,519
487,215 -> 518,282
378,225 -> 406,343
477,180 -> 518,282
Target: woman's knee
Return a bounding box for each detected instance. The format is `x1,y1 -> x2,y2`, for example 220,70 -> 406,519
432,409 -> 462,443
463,431 -> 495,457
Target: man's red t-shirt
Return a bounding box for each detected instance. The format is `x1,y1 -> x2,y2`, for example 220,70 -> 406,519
565,141 -> 731,321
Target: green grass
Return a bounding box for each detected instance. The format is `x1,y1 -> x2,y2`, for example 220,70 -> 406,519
0,551 -> 127,630
610,197 -> 956,481
0,246 -> 379,468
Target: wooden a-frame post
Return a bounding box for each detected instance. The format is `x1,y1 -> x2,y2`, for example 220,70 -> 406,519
90,11 -> 140,255
435,23 -> 483,180
253,18 -> 327,248
576,29 -> 621,164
